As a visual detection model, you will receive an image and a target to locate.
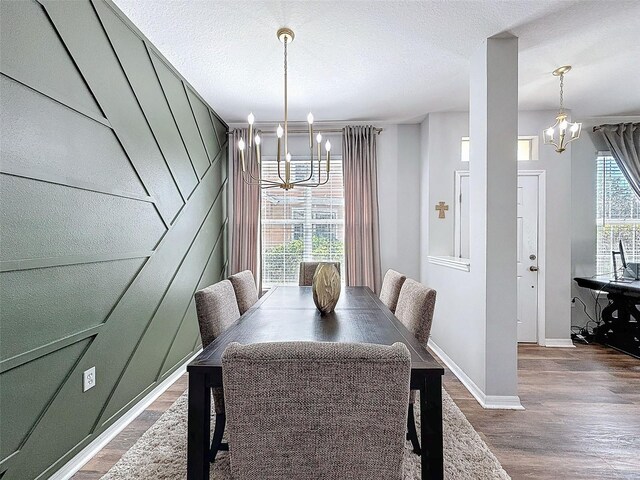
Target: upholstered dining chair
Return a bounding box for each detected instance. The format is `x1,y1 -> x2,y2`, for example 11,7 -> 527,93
394,278 -> 437,455
298,261 -> 341,286
194,279 -> 241,463
380,269 -> 407,313
222,341 -> 411,480
228,270 -> 259,315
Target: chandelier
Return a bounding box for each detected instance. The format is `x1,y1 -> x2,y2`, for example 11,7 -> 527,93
237,27 -> 331,190
543,65 -> 582,153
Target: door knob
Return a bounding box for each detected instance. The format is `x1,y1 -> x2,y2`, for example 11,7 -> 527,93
529,266 -> 539,272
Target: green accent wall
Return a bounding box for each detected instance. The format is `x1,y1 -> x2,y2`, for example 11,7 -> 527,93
0,1 -> 229,478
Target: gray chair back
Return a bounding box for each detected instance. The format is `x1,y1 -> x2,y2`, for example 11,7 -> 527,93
380,269 -> 407,313
298,261 -> 341,286
222,341 -> 410,480
395,278 -> 437,344
228,270 -> 259,315
194,279 -> 240,414
395,278 -> 436,405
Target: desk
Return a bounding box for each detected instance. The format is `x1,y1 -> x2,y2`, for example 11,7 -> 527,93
186,286 -> 445,480
574,276 -> 640,358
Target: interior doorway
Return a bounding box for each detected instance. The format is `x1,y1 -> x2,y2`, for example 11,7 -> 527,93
454,170 -> 546,344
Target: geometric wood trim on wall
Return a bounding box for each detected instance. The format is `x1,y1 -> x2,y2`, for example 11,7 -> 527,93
0,1 -> 228,478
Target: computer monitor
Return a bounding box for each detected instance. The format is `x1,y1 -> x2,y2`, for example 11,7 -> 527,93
612,239 -> 629,280
619,239 -> 627,269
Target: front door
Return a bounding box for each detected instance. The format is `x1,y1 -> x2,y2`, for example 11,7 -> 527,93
516,175 -> 539,343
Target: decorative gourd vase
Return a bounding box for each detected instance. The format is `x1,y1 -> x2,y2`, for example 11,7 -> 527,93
312,263 -> 341,314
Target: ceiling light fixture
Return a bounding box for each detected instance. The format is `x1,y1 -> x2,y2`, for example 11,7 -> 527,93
238,27 -> 330,190
543,65 -> 581,153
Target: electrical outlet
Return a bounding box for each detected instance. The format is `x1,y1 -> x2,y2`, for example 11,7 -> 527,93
83,367 -> 96,392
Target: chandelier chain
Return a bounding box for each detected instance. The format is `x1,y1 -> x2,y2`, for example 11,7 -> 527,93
559,73 -> 564,113
284,35 -> 288,155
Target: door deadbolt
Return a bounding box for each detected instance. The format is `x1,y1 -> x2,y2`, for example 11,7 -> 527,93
529,254 -> 537,260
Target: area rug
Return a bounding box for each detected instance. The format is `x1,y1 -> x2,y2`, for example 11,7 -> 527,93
102,389 -> 510,480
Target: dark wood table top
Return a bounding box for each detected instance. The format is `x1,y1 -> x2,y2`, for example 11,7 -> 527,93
574,275 -> 640,296
188,286 -> 443,376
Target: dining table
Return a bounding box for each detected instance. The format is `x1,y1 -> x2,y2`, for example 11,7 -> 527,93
186,285 -> 445,480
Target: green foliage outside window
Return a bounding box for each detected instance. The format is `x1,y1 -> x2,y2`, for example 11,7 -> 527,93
312,235 -> 344,261
263,236 -> 344,284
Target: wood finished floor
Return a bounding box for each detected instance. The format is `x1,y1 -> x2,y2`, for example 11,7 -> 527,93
73,343 -> 639,480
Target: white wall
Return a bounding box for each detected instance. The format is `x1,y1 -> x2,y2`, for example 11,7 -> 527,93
424,113 -> 469,256
473,36 -> 520,400
420,112 -> 484,389
378,124 -> 422,280
228,122 -> 422,286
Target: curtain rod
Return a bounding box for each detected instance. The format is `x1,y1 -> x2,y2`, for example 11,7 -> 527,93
592,124 -> 637,132
227,127 -> 383,136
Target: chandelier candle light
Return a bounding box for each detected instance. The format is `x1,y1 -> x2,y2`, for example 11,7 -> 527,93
238,27 -> 331,190
543,65 -> 582,153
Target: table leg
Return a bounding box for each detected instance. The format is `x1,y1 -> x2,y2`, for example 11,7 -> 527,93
187,371 -> 210,480
597,294 -> 640,357
420,374 -> 443,480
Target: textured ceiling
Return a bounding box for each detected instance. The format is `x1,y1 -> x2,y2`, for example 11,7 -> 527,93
113,0 -> 640,123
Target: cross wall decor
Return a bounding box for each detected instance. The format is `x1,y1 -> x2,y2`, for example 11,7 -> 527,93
435,201 -> 449,219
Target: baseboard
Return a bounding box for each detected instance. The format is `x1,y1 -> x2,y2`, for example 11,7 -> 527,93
481,395 -> 525,409
544,338 -> 576,348
49,349 -> 202,480
427,339 -> 524,410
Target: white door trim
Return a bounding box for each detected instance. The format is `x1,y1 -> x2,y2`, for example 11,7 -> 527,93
454,169 -> 546,346
453,170 -> 467,259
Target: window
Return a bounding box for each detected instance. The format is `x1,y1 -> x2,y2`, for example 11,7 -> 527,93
596,153 -> 640,274
460,136 -> 538,162
261,156 -> 344,287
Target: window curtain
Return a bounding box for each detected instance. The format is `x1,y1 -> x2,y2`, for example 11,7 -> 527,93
597,123 -> 640,198
231,129 -> 261,290
342,125 -> 382,292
